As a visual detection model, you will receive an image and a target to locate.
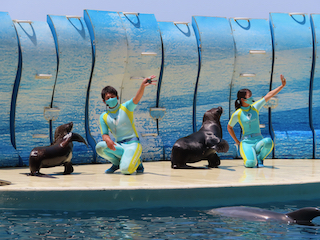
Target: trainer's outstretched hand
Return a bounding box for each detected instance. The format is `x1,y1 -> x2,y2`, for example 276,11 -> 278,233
280,74 -> 286,88
143,75 -> 157,86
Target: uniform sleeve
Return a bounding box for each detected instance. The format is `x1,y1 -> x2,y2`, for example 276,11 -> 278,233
252,98 -> 266,111
122,98 -> 137,112
99,112 -> 109,135
228,110 -> 239,127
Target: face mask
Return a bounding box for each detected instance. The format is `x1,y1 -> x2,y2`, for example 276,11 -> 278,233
105,97 -> 118,108
244,97 -> 254,105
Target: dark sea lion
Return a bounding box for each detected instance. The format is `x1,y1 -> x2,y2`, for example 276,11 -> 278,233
28,122 -> 88,176
207,206 -> 320,226
171,107 -> 229,169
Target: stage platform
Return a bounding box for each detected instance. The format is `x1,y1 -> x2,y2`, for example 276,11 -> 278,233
0,159 -> 320,211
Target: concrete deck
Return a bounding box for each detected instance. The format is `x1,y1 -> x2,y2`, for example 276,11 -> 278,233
1,159 -> 320,211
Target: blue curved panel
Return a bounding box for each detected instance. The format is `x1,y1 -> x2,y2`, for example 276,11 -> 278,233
192,16 -> 235,159
0,12 -> 20,166
14,21 -> 57,165
84,10 -> 128,162
158,22 -> 199,159
119,13 -> 163,160
47,15 -> 93,164
270,13 -> 313,159
229,18 -> 273,158
311,14 -> 320,158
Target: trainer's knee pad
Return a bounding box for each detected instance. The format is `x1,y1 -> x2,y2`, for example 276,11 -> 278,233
95,141 -> 106,156
244,159 -> 257,168
264,138 -> 273,149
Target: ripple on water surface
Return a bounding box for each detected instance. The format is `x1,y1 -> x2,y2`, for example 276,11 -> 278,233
1,199 -> 320,239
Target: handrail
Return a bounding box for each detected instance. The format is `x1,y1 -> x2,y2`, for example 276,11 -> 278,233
123,12 -> 139,16
141,52 -> 157,56
141,133 -> 158,137
13,20 -> 32,24
44,107 -> 60,121
289,12 -> 305,16
150,107 -> 166,111
44,107 -> 60,112
233,17 -> 250,21
173,22 -> 189,25
249,50 -> 266,54
32,134 -> 49,139
240,73 -> 256,77
35,74 -> 52,79
66,15 -> 82,19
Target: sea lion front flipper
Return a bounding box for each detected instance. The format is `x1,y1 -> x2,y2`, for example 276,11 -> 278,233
59,132 -> 87,148
71,133 -> 88,147
63,162 -> 74,174
26,172 -> 56,178
171,164 -> 208,169
212,139 -> 229,153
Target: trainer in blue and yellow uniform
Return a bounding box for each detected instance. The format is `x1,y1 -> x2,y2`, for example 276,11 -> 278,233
96,75 -> 157,174
227,75 -> 286,168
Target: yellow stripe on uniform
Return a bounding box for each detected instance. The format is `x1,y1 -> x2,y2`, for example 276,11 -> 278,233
237,109 -> 245,135
262,140 -> 274,161
102,112 -> 113,135
127,143 -> 142,173
239,141 -> 248,165
120,105 -> 139,138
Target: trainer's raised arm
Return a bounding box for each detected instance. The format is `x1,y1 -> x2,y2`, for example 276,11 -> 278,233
264,74 -> 286,102
133,75 -> 157,104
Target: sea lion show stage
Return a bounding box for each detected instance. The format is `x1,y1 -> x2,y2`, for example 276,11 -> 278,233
1,9 -> 320,211
1,11 -> 320,166
1,159 -> 320,211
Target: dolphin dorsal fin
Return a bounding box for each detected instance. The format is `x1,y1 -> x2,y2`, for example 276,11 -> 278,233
286,207 -> 320,225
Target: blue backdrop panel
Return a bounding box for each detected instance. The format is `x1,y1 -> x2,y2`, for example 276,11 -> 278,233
14,21 -> 57,165
0,12 -> 20,166
119,12 -> 163,161
192,16 -> 235,159
158,22 -> 199,160
47,15 -> 93,164
311,14 -> 320,158
84,10 -> 128,162
229,18 -> 273,158
270,13 -> 313,159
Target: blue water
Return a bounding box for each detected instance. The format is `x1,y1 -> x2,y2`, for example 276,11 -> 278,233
1,199 -> 320,239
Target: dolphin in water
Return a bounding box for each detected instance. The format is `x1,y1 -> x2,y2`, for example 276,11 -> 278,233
207,206 -> 320,225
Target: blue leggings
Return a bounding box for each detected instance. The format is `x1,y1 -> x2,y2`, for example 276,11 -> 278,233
96,141 -> 142,174
239,136 -> 273,168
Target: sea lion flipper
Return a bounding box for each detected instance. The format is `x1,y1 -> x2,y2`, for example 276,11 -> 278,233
59,132 -> 87,148
212,139 -> 229,153
205,136 -> 220,148
71,133 -> 88,147
26,172 -> 56,178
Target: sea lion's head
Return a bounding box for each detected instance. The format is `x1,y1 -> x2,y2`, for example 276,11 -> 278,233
202,107 -> 223,123
54,122 -> 73,142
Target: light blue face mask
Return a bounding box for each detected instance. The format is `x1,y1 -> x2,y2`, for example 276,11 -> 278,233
244,97 -> 254,105
105,97 -> 118,108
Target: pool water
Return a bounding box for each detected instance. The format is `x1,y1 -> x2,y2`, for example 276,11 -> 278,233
1,199 -> 320,239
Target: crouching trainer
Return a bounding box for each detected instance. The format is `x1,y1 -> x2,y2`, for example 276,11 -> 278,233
96,75 -> 157,174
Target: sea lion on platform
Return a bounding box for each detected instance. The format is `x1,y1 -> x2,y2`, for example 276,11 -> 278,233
207,206 -> 320,226
28,122 -> 88,176
171,107 -> 229,169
